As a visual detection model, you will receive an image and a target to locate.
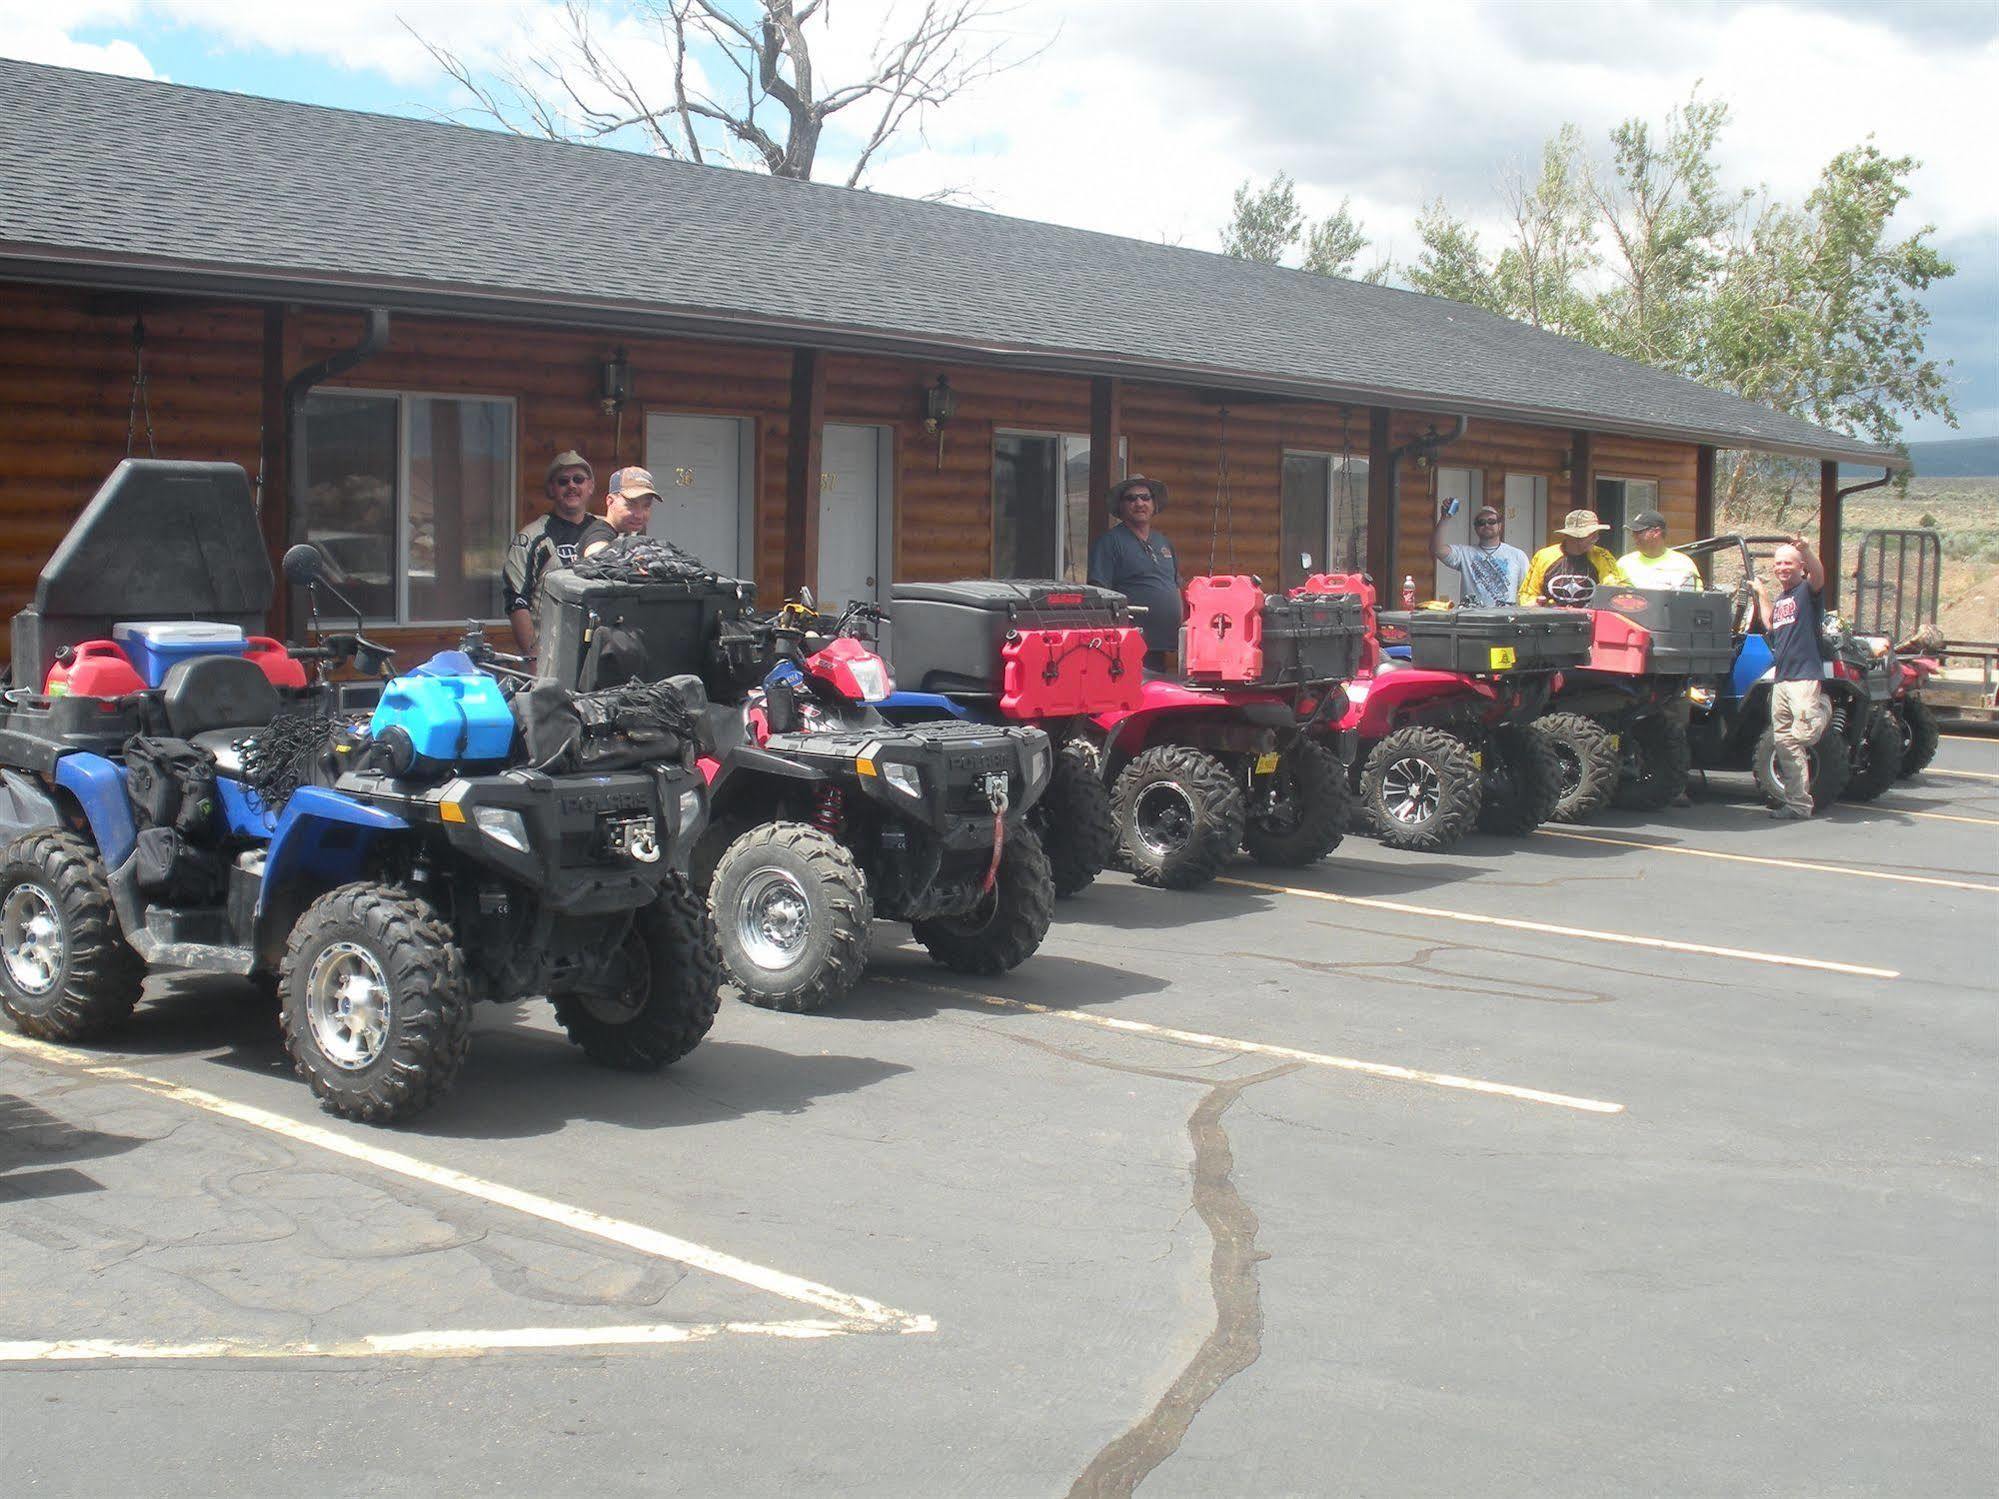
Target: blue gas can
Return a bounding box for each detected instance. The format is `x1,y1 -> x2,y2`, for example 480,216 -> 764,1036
369,673 -> 514,768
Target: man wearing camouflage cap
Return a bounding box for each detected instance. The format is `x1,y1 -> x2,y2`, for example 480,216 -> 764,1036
504,449 -> 616,654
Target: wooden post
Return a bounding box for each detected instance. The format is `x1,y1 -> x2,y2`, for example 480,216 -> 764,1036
782,348 -> 827,599
259,304 -> 288,639
1367,406 -> 1393,583
1819,459 -> 1841,608
1088,375 -> 1122,543
1569,429 -> 1594,511
1694,444 -> 1716,540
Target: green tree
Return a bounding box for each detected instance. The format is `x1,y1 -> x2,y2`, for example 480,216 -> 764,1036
1407,199 -> 1503,312
1301,197 -> 1367,276
1221,173 -> 1306,262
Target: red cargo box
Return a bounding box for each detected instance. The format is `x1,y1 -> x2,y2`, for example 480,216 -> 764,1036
1000,624 -> 1146,717
1181,575 -> 1264,682
1587,609 -> 1651,674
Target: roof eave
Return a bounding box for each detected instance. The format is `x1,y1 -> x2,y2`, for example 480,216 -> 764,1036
0,246 -> 1906,471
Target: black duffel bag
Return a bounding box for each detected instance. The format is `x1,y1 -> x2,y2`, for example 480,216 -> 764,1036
513,676 -> 700,774
123,735 -> 219,840
131,825 -> 227,905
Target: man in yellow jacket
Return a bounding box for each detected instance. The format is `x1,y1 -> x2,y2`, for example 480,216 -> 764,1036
1521,509 -> 1628,606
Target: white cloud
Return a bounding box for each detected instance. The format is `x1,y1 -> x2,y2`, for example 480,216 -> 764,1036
0,0 -> 158,77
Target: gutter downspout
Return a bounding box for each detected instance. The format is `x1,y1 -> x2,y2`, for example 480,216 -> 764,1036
1386,415 -> 1468,591
281,309 -> 390,632
1829,465 -> 1893,611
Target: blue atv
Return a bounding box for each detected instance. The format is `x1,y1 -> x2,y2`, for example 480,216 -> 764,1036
0,461 -> 720,1125
1678,533 -> 1889,809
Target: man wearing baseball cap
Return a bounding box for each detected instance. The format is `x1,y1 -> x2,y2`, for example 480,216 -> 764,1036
1618,509 -> 1701,589
503,449 -> 616,653
602,466 -> 661,537
1520,509 -> 1628,607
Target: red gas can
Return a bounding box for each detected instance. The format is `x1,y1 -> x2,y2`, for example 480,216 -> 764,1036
1180,575 -> 1264,683
245,636 -> 309,690
44,640 -> 146,698
999,624 -> 1146,717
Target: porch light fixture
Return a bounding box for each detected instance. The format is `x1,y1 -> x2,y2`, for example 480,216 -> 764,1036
1559,447 -> 1575,479
922,375 -> 957,469
599,347 -> 631,416
1412,424 -> 1441,469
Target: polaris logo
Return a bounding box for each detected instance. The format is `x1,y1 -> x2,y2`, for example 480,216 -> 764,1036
1043,592 -> 1084,606
559,789 -> 649,815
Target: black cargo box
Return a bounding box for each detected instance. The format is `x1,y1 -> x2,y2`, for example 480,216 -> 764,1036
536,569 -> 757,694
0,692 -> 151,775
889,580 -> 1132,696
1377,607 -> 1592,674
1258,593 -> 1367,685
1589,584 -> 1734,675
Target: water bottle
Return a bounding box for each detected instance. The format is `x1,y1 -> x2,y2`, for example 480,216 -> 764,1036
1401,575 -> 1418,610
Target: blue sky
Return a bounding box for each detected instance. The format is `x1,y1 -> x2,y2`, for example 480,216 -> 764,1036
9,0 -> 1992,445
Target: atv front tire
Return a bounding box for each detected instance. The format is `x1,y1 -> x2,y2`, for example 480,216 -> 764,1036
1476,723 -> 1562,836
1243,738 -> 1348,866
1897,696 -> 1940,778
554,873 -> 722,1069
710,822 -> 871,1012
1535,713 -> 1618,823
1753,721 -> 1851,812
279,883 -> 472,1125
1841,708 -> 1902,803
1613,714 -> 1693,813
1111,744 -> 1246,889
1031,743 -> 1117,897
0,831 -> 144,1041
912,825 -> 1057,975
1362,725 -> 1481,851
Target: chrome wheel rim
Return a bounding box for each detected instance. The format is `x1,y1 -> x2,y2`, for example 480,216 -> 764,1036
735,868 -> 812,973
2,883 -> 65,996
306,941 -> 393,1071
1134,782 -> 1198,857
1381,757 -> 1441,825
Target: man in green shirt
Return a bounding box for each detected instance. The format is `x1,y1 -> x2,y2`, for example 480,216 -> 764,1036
1618,509 -> 1702,589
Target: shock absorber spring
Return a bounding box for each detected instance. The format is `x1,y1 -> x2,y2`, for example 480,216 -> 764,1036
812,783 -> 844,834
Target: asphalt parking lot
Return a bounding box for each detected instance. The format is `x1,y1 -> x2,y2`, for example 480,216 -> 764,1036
4,735 -> 1995,1497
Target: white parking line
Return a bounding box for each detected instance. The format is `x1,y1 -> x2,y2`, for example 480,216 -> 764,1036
1925,766 -> 1999,782
0,1032 -> 934,1344
0,1322 -> 851,1363
1216,876 -> 1900,979
1540,826 -> 1997,892
880,978 -> 1624,1114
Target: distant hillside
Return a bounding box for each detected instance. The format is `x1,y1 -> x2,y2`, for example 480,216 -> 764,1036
1842,435 -> 1999,479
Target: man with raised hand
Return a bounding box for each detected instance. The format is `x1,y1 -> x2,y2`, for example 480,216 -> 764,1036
1755,536 -> 1830,819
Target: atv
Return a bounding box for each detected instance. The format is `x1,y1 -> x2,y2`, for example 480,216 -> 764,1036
876,579 -> 1146,898
0,460 -> 721,1125
1087,575 -> 1365,890
1315,574 -> 1589,852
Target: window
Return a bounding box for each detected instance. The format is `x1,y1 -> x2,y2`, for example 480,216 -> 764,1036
299,391 -> 515,625
1594,477 -> 1658,553
995,431 -> 1126,582
1280,450 -> 1369,591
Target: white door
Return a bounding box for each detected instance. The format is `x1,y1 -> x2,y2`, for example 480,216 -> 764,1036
1503,473 -> 1548,567
818,424 -> 889,612
1431,466 -> 1482,601
645,414 -> 747,578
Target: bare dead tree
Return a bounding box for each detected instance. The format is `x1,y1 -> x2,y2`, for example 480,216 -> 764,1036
412,0 -> 1046,188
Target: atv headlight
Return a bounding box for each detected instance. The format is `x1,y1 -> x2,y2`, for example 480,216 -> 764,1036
1687,684 -> 1716,707
677,788 -> 704,828
1027,743 -> 1050,790
472,806 -> 531,854
847,656 -> 891,703
882,761 -> 924,799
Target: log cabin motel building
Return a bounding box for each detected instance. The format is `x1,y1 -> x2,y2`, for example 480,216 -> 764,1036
0,58 -> 1899,665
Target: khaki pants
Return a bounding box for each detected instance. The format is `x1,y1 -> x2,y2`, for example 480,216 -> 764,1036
1770,679 -> 1829,815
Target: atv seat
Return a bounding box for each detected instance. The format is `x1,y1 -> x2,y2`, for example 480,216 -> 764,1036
161,654 -> 279,740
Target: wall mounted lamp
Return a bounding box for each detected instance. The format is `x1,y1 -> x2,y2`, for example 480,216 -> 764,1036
922,375 -> 957,469
599,347 -> 631,417
1558,447 -> 1575,479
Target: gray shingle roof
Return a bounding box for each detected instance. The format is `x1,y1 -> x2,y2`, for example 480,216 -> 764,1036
0,57 -> 1898,465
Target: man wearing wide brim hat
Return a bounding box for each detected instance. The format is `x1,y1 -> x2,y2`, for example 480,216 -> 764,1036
1088,475 -> 1182,666
1521,508 -> 1629,607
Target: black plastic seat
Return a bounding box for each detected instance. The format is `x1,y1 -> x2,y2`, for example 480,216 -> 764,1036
160,654 -> 279,740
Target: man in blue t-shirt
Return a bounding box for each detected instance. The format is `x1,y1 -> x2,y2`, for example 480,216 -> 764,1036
1754,536 -> 1829,819
1088,475 -> 1183,668
1431,502 -> 1529,607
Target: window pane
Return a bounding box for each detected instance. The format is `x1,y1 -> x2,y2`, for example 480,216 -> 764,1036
1061,436 -> 1094,584
300,393 -> 397,622
1333,456 -> 1369,573
409,397 -> 512,621
1280,453 -> 1331,591
994,434 -> 1061,578
1594,478 -> 1627,549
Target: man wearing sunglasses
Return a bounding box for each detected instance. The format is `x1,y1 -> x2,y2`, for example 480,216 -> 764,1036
1088,475 -> 1182,669
503,449 -> 616,654
1432,502 -> 1528,608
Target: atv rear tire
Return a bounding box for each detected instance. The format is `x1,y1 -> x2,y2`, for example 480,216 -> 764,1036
1476,723 -> 1561,836
1536,713 -> 1618,823
1112,745 -> 1246,889
912,825 -> 1056,975
1031,743 -> 1117,898
555,873 -> 722,1069
1753,721 -> 1851,812
1243,738 -> 1348,866
1613,714 -> 1693,813
1361,726 -> 1481,851
1841,708 -> 1903,803
1897,696 -> 1940,778
0,831 -> 144,1041
710,822 -> 871,1012
279,883 -> 472,1125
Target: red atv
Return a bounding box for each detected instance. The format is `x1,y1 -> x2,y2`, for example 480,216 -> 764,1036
1309,574 -> 1590,852
1090,576 -> 1363,890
